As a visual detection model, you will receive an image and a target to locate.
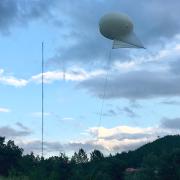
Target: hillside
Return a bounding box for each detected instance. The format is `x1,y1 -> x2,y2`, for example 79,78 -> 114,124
136,135 -> 180,155
122,135 -> 180,167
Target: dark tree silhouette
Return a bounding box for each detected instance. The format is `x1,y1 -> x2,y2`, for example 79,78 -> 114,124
0,135 -> 180,179
71,148 -> 88,164
90,149 -> 104,162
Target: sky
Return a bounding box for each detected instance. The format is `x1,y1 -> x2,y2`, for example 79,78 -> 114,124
1,0 -> 180,157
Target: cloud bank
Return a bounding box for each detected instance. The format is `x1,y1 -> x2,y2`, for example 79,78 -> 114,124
16,121 -> 180,156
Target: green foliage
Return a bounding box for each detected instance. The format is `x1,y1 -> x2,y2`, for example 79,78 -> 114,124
124,171 -> 152,180
90,149 -> 104,161
1,135 -> 180,179
71,148 -> 88,164
0,137 -> 23,176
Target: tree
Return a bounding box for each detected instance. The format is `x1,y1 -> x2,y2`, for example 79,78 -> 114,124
71,149 -> 88,164
90,150 -> 104,161
0,138 -> 23,176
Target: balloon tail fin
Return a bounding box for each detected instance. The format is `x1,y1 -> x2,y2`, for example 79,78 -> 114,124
118,31 -> 145,49
113,32 -> 145,49
113,40 -> 139,49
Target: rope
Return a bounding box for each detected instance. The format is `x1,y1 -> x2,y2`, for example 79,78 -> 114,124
41,42 -> 44,158
97,44 -> 113,141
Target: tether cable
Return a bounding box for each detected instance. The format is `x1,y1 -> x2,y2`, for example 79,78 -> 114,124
97,44 -> 113,141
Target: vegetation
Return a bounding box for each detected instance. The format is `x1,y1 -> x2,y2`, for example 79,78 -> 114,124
0,135 -> 180,179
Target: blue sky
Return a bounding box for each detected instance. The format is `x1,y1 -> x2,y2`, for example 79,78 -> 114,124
1,0 -> 180,157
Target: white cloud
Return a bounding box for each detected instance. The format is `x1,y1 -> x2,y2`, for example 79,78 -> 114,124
31,68 -> 105,83
0,107 -> 11,113
0,69 -> 28,87
88,126 -> 154,138
15,124 -> 177,156
62,117 -> 74,121
83,125 -> 174,152
113,61 -> 137,72
1,33 -> 180,89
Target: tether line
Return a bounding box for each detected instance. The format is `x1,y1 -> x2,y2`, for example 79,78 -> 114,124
97,44 -> 112,141
41,42 -> 44,158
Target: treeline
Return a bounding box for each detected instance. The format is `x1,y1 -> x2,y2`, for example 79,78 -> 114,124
1,135 -> 180,179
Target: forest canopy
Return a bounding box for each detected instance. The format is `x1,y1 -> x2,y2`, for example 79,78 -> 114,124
0,135 -> 180,179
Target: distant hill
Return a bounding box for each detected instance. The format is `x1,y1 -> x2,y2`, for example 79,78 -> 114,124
74,135 -> 180,179
135,135 -> 180,155
110,135 -> 180,167
122,135 -> 180,166
114,135 -> 180,179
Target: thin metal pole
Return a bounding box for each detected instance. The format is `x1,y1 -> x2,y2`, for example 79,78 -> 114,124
41,42 -> 44,158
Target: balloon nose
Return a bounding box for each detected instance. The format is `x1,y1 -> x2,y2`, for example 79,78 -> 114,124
99,12 -> 144,49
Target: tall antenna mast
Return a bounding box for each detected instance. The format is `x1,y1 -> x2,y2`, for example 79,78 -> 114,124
41,42 -> 44,158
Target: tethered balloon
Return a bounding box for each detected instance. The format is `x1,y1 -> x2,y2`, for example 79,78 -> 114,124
97,13 -> 145,142
99,13 -> 144,49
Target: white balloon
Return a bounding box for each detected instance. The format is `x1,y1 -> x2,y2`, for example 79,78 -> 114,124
99,13 -> 144,49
